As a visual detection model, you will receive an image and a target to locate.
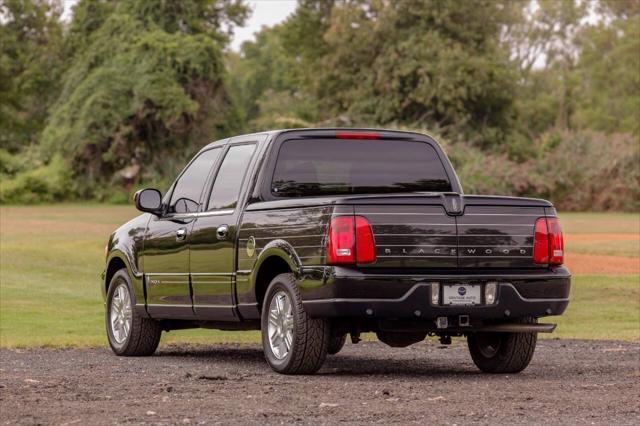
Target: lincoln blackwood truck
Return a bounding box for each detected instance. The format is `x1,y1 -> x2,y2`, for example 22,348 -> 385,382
102,128 -> 570,374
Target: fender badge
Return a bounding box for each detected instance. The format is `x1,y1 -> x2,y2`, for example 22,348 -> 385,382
246,236 -> 256,258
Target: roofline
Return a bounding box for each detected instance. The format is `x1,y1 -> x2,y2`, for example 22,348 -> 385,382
201,127 -> 442,150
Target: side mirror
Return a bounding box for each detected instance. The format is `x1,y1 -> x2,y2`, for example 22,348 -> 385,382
134,188 -> 163,214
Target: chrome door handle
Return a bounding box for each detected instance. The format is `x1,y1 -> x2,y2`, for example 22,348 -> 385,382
176,228 -> 187,241
216,225 -> 229,240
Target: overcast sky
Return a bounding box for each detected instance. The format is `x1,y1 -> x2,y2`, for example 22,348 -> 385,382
61,0 -> 297,51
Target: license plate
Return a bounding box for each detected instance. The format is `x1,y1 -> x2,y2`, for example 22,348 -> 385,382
442,284 -> 481,306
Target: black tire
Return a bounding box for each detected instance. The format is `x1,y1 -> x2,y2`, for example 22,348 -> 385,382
467,317 -> 538,374
327,333 -> 347,355
106,269 -> 161,356
261,273 -> 330,374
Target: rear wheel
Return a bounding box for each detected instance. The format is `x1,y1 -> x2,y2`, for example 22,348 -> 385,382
261,273 -> 330,374
106,269 -> 161,356
467,317 -> 538,373
327,333 -> 347,355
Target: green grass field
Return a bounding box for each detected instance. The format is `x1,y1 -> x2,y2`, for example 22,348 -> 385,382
0,205 -> 638,347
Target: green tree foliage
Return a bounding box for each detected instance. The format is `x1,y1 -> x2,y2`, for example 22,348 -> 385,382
39,0 -> 248,197
1,0 -> 638,210
573,6 -> 640,134
0,0 -> 64,152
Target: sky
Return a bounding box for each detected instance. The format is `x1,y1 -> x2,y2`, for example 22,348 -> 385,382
61,0 -> 296,52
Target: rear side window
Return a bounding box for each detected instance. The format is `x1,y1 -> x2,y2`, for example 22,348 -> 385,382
169,148 -> 221,213
271,139 -> 452,197
207,144 -> 256,211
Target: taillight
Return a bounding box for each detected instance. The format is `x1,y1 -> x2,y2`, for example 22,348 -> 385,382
533,217 -> 564,265
326,216 -> 376,265
547,218 -> 564,264
355,216 -> 376,263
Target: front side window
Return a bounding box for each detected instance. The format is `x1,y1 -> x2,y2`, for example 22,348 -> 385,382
271,139 -> 452,197
169,148 -> 221,213
207,144 -> 256,211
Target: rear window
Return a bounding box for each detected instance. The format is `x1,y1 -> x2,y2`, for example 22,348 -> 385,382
271,139 -> 452,197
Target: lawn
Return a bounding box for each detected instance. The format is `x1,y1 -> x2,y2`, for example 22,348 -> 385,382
0,205 -> 638,347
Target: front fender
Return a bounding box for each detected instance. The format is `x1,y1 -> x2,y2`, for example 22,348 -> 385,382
102,213 -> 150,311
104,250 -> 144,305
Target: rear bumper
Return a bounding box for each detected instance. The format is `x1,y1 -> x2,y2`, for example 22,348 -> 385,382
299,266 -> 570,321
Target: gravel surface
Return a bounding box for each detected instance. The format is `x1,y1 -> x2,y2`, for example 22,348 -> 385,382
1,339 -> 639,425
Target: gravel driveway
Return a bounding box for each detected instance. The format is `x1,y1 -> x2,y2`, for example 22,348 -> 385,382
1,339 -> 638,425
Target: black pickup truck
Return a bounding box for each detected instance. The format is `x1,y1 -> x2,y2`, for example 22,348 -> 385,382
102,128 -> 570,374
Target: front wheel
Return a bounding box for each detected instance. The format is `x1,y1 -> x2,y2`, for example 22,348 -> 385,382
106,269 -> 161,356
261,273 -> 330,374
467,317 -> 538,374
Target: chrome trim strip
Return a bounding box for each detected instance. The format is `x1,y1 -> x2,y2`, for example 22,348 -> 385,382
145,273 -> 189,276
146,272 -> 236,276
193,304 -> 233,309
459,256 -> 532,258
253,234 -> 324,239
372,223 -> 455,226
358,212 -> 444,215
379,244 -> 457,247
459,234 -> 532,237
458,223 -> 534,227
377,255 -> 457,258
465,213 -> 544,216
240,224 -> 327,231
146,304 -> 192,308
190,272 -> 236,276
460,245 -> 534,248
374,233 -> 455,237
170,209 -> 235,220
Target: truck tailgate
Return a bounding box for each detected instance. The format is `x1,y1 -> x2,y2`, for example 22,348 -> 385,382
350,195 -> 550,269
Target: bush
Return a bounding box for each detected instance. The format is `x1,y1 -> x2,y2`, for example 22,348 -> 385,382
449,131 -> 639,211
0,155 -> 72,203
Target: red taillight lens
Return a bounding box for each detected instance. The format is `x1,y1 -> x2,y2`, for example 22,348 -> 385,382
547,217 -> 564,265
533,217 -> 564,265
326,216 -> 376,265
326,216 -> 355,264
335,131 -> 380,140
355,216 -> 376,263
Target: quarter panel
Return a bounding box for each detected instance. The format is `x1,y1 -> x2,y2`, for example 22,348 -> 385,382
236,205 -> 333,306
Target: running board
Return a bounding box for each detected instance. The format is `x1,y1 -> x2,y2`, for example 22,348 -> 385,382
473,323 -> 557,333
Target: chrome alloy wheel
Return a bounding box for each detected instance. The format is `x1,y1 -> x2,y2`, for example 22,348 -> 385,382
110,283 -> 132,344
267,290 -> 294,360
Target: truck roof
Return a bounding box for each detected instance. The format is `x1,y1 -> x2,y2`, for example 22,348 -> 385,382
202,127 -> 439,150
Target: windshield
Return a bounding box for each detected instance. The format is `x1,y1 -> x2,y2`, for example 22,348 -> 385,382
271,138 -> 452,197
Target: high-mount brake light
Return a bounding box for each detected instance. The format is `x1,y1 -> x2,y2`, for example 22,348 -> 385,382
326,216 -> 377,265
335,131 -> 380,140
533,217 -> 564,265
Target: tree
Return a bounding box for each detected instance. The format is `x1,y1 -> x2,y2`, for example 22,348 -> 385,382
0,0 -> 64,152
40,0 -> 249,194
573,5 -> 640,134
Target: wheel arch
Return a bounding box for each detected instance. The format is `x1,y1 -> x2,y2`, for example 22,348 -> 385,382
250,240 -> 302,311
104,251 -> 145,312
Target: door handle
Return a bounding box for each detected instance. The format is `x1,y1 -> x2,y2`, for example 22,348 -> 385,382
216,225 -> 229,240
176,228 -> 187,241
